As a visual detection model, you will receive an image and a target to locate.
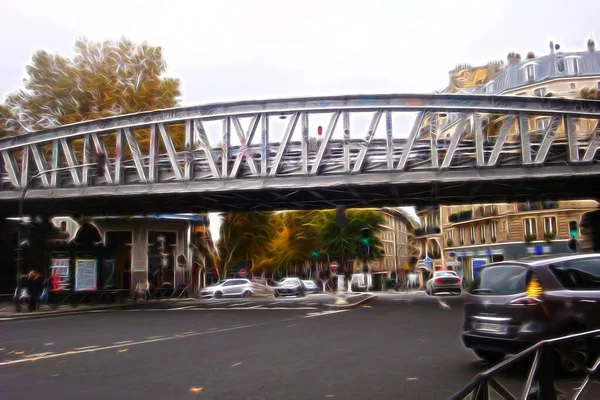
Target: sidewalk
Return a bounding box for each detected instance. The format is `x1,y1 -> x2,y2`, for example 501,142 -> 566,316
0,297 -> 193,320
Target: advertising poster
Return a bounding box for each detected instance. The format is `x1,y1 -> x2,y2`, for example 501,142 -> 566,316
50,258 -> 71,291
75,259 -> 97,291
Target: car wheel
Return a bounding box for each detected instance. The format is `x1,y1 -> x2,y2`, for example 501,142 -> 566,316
474,349 -> 505,364
555,335 -> 593,376
243,290 -> 252,298
214,291 -> 223,299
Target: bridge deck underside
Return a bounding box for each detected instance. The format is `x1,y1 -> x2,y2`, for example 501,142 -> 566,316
3,167 -> 597,216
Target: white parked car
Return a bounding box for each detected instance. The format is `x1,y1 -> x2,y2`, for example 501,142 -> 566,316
200,279 -> 254,298
426,270 -> 462,296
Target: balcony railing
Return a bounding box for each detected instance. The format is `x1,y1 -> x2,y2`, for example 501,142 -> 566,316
451,329 -> 600,400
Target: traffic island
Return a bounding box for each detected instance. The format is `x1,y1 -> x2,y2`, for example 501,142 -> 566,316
324,293 -> 377,310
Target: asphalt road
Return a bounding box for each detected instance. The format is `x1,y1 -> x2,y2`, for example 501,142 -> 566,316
1,294 -> 598,399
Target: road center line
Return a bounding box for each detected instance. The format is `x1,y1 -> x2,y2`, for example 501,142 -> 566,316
73,345 -> 99,350
0,319 -> 294,367
113,340 -> 134,345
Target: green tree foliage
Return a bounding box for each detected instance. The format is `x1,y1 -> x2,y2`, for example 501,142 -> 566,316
314,209 -> 385,261
214,209 -> 386,277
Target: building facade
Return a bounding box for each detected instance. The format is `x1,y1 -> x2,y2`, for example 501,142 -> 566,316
412,38 -> 600,288
441,200 -> 598,284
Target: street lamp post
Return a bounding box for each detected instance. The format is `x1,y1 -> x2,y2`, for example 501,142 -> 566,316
14,154 -> 106,311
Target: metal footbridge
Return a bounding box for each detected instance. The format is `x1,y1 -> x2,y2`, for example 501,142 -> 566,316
0,94 -> 598,215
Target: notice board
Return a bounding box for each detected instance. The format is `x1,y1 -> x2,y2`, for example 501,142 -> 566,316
75,259 -> 97,291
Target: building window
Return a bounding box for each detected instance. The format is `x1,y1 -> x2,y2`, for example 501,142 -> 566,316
536,118 -> 549,132
523,218 -> 537,239
459,227 -> 465,246
480,224 -> 486,243
524,64 -> 537,83
543,217 -> 557,235
565,57 -> 580,75
470,225 -> 476,245
533,88 -> 547,97
491,221 -> 498,243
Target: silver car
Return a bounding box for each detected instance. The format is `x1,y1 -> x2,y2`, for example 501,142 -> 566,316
200,279 -> 254,298
274,278 -> 306,297
426,270 -> 462,296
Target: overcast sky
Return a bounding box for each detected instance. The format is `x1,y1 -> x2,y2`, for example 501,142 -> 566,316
1,0 -> 597,106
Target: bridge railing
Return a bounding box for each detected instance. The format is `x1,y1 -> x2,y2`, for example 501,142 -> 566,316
450,329 -> 600,400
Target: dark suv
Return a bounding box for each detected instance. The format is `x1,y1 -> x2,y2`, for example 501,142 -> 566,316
461,253 -> 600,373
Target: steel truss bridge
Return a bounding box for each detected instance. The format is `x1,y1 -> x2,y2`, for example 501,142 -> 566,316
0,94 -> 598,215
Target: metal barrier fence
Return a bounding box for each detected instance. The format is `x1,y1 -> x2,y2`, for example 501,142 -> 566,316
450,329 -> 600,400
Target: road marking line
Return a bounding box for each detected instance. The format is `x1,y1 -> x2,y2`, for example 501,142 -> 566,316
22,352 -> 53,359
228,301 -> 251,307
73,345 -> 99,350
437,299 -> 451,309
170,306 -> 196,310
287,324 -> 296,328
113,340 -> 134,345
180,331 -> 196,335
248,305 -> 263,309
304,310 -> 349,318
191,307 -> 318,311
145,335 -> 163,339
0,319 -> 300,367
269,301 -> 282,306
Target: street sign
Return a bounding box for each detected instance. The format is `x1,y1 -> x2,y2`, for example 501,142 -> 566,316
239,268 -> 247,278
330,261 -> 339,272
423,256 -> 432,266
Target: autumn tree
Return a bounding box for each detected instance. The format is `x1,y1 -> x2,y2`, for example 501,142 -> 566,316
0,37 -> 183,160
214,212 -> 274,279
2,37 -> 180,133
267,211 -> 320,276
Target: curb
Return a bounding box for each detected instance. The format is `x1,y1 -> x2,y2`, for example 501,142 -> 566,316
0,298 -> 194,321
323,294 -> 377,310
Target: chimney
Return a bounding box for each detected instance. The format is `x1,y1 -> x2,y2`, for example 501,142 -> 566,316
507,52 -> 521,66
588,39 -> 596,52
526,51 -> 535,59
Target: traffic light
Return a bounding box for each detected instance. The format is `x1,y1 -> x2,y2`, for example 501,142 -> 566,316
568,221 -> 578,252
569,221 -> 578,238
310,250 -> 320,258
359,228 -> 371,257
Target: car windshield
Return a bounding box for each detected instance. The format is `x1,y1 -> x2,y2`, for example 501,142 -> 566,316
302,280 -> 317,288
280,278 -> 300,285
469,264 -> 529,295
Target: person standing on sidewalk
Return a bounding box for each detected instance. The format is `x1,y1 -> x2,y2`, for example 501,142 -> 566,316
25,270 -> 43,311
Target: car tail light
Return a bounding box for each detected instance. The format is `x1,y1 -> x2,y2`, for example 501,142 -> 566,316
434,279 -> 441,284
510,273 -> 546,310
454,277 -> 461,284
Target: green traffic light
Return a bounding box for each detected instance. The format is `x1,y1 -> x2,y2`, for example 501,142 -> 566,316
310,251 -> 320,258
569,221 -> 578,239
360,237 -> 370,245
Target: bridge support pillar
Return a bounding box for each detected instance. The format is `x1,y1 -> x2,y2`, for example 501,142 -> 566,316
131,226 -> 149,290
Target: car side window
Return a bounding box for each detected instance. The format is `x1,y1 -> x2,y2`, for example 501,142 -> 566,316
551,258 -> 600,290
223,281 -> 234,286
